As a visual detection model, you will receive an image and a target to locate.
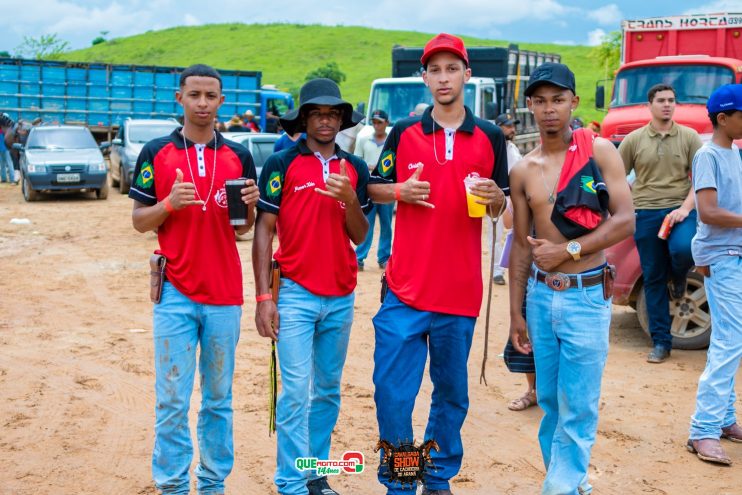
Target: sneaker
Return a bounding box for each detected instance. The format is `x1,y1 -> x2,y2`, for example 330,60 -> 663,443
493,274 -> 506,285
378,260 -> 387,269
357,262 -> 364,272
647,345 -> 671,363
307,476 -> 340,495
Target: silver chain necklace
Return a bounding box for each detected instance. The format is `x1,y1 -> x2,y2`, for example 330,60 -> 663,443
182,130 -> 217,212
540,163 -> 560,204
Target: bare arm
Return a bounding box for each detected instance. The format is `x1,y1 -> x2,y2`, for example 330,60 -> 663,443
507,164 -> 533,355
696,188 -> 742,228
131,168 -> 203,232
252,211 -> 279,340
368,164 -> 433,207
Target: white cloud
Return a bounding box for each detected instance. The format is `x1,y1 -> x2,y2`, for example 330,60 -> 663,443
587,4 -> 623,26
684,1 -> 742,14
183,14 -> 200,27
587,28 -> 607,46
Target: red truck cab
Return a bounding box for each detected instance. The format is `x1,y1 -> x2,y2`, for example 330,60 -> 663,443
597,13 -> 742,144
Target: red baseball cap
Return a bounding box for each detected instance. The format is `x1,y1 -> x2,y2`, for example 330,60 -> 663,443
421,33 -> 469,67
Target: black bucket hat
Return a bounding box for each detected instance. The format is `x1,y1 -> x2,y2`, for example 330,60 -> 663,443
279,78 -> 364,135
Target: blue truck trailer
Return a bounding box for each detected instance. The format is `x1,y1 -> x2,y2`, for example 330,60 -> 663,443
0,57 -> 294,137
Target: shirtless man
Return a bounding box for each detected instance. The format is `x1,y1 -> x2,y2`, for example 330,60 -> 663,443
508,62 -> 634,494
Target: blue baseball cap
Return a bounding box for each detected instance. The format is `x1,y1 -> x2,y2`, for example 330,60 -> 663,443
707,84 -> 742,113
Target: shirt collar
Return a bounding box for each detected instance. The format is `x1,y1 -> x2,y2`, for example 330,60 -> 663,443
171,127 -> 225,149
647,121 -> 678,138
297,136 -> 348,159
421,105 -> 475,135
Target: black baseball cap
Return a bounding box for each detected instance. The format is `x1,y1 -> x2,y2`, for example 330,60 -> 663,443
495,113 -> 520,126
371,109 -> 389,121
525,62 -> 576,97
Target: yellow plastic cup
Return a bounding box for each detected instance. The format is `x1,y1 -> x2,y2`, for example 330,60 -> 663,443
464,176 -> 486,218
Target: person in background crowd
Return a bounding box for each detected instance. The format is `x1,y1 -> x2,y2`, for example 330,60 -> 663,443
618,83 -> 703,364
355,109 -> 393,271
243,109 -> 261,132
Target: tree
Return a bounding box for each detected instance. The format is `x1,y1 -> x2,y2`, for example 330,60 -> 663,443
0,51 -> 10,58
92,31 -> 109,46
305,62 -> 346,85
14,34 -> 70,60
589,30 -> 621,80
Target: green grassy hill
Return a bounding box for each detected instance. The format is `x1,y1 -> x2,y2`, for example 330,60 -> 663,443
60,23 -> 606,123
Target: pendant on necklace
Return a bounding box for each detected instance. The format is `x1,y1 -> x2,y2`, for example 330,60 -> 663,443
202,204 -> 207,212
548,195 -> 555,204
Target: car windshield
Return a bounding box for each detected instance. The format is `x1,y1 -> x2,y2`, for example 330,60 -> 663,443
251,140 -> 277,168
27,128 -> 98,150
129,124 -> 179,144
611,64 -> 734,107
369,82 -> 476,125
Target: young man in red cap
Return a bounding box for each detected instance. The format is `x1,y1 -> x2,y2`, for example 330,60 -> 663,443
368,33 -> 508,495
508,62 -> 634,494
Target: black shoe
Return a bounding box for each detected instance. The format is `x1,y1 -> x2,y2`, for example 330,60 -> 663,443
647,345 -> 671,363
493,274 -> 506,285
378,261 -> 387,269
422,488 -> 453,495
307,476 -> 340,495
357,263 -> 364,272
669,278 -> 686,300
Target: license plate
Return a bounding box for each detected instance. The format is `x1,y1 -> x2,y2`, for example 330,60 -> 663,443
57,173 -> 80,183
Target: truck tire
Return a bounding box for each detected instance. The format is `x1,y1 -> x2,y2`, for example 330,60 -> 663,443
22,176 -> 39,202
96,176 -> 109,200
119,165 -> 130,194
636,271 -> 711,350
111,163 -> 120,187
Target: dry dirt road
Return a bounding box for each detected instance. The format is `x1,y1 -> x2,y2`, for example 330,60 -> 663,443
0,182 -> 740,495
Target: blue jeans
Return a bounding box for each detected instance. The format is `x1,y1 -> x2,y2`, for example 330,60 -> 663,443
274,278 -> 354,495
356,202 -> 394,265
0,150 -> 13,182
634,208 -> 696,350
152,282 -> 241,495
526,266 -> 612,495
373,291 -> 476,494
689,255 -> 742,439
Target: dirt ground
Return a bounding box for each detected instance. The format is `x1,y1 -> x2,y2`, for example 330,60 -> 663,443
1,182 -> 740,495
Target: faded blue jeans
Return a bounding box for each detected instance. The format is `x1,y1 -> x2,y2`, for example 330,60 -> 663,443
373,290 -> 476,494
152,282 -> 242,495
526,265 -> 612,495
274,278 -> 355,495
356,202 -> 394,266
689,255 -> 742,440
0,150 -> 14,182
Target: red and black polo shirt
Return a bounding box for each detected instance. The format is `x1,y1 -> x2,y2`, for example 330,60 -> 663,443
129,128 -> 257,305
257,138 -> 371,297
369,105 -> 509,317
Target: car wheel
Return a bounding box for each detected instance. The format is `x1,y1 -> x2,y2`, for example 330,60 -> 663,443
111,163 -> 120,187
636,271 -> 711,350
22,175 -> 39,202
119,165 -> 130,194
96,175 -> 109,200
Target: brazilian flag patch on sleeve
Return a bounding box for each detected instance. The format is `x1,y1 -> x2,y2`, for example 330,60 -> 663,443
135,162 -> 154,188
266,171 -> 283,199
379,150 -> 395,178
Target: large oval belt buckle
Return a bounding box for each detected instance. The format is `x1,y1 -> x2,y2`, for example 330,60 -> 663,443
545,272 -> 571,291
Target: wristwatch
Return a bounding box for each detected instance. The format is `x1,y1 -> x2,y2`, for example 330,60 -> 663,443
566,240 -> 582,261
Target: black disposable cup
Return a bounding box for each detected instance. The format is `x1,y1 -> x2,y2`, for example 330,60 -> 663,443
225,178 -> 247,226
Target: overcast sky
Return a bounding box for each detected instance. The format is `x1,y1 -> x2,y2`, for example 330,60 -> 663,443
1,0 -> 740,53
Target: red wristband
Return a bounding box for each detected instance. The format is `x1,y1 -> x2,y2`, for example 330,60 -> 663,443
255,293 -> 272,302
162,196 -> 175,213
394,184 -> 401,201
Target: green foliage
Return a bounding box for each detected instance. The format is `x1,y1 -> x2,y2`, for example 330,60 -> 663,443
0,51 -> 10,58
15,33 -> 70,59
91,37 -> 106,46
59,23 -> 603,122
305,61 -> 346,84
590,30 -> 622,80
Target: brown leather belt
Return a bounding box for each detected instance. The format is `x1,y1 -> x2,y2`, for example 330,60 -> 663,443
532,267 -> 604,291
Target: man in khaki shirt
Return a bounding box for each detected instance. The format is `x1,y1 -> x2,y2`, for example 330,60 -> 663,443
619,83 -> 703,364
